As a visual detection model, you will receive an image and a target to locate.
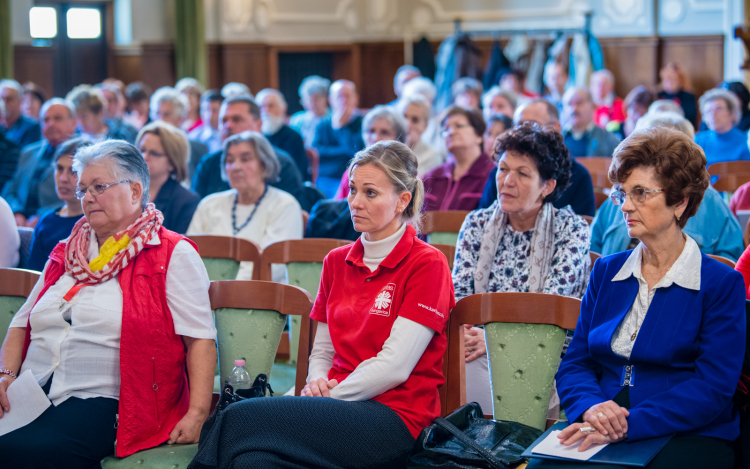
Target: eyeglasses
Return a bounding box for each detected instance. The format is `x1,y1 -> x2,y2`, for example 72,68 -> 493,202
440,123 -> 471,137
610,187 -> 663,205
75,180 -> 132,200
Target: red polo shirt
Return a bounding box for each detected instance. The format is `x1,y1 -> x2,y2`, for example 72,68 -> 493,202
310,224 -> 455,438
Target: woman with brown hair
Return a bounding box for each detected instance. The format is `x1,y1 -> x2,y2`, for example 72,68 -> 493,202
657,62 -> 696,126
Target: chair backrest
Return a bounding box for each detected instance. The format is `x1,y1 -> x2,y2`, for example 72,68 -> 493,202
17,227 -> 34,269
708,254 -> 736,268
594,191 -> 608,210
260,239 -> 352,365
576,157 -> 613,190
709,161 -> 750,193
580,215 -> 594,226
305,148 -> 319,184
187,235 -> 262,280
590,251 -> 602,270
422,210 -> 469,246
431,243 -> 456,270
209,280 -> 313,391
0,268 -> 41,344
446,292 -> 581,430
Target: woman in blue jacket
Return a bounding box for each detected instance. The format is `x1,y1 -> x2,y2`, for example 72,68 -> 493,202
536,127 -> 746,468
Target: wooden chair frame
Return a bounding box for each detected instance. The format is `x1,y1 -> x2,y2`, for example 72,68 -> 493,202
708,254 -> 736,268
258,239 -> 352,281
445,292 -> 581,415
0,268 -> 40,297
580,215 -> 594,226
576,157 -> 613,190
421,210 -> 470,235
209,280 -> 314,396
187,235 -> 263,280
431,243 -> 456,271
708,161 -> 750,193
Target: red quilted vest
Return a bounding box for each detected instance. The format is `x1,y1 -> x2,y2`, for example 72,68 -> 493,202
21,227 -> 196,457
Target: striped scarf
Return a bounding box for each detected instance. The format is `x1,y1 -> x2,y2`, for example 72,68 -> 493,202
65,204 -> 164,284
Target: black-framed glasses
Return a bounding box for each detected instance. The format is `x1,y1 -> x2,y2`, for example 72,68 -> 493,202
75,180 -> 132,200
610,187 -> 663,206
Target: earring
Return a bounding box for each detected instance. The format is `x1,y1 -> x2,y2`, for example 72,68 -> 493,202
676,214 -> 680,221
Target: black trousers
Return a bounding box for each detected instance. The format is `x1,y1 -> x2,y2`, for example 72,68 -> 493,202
189,396 -> 416,469
527,387 -> 735,469
0,396 -> 119,469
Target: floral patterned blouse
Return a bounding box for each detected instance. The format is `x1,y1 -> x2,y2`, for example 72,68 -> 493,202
453,206 -> 591,301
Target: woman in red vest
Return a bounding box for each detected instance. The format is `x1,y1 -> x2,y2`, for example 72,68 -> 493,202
0,140 -> 217,467
189,141 -> 455,468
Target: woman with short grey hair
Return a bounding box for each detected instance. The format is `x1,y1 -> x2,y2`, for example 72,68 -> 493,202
696,88 -> 750,165
397,95 -> 444,175
0,139 -> 217,466
289,75 -> 331,146
188,131 -> 302,281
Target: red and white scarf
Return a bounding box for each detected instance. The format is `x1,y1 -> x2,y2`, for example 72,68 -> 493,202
65,203 -> 164,285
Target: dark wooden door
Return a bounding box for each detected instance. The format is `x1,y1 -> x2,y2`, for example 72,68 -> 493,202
278,52 -> 333,116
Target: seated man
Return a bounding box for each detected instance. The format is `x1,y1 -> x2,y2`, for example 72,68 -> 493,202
478,98 -> 596,217
66,85 -> 135,143
256,88 -> 309,180
149,86 -> 209,180
543,61 -> 569,114
311,80 -> 364,198
289,75 -> 330,147
96,82 -> 139,143
1,98 -> 77,226
0,100 -> 21,193
192,95 -> 303,202
590,69 -> 626,128
188,90 -> 223,154
561,87 -> 622,157
1,79 -> 41,149
389,65 -> 421,106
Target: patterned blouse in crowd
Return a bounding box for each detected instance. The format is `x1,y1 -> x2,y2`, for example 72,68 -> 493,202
453,205 -> 591,301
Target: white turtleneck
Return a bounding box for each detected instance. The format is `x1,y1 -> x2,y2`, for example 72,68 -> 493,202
307,224 -> 436,401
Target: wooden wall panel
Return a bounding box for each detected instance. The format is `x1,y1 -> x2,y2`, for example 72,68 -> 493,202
110,46 -> 143,88
207,44 -> 223,90
221,44 -> 271,96
13,46 -> 55,101
359,42 -> 404,108
660,35 -> 724,100
599,37 -> 659,99
140,44 -> 176,91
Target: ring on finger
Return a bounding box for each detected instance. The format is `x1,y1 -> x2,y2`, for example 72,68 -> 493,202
597,412 -> 606,419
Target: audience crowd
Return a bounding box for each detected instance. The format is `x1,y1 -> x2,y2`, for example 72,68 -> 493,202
1,58 -> 750,468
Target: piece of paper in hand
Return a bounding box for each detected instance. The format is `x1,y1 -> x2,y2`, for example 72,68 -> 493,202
532,430 -> 609,461
0,370 -> 51,437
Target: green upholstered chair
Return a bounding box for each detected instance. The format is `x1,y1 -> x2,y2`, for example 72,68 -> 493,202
187,235 -> 262,281
101,280 -> 313,468
0,268 -> 40,344
446,292 -> 581,431
260,239 -> 352,368
422,210 -> 469,247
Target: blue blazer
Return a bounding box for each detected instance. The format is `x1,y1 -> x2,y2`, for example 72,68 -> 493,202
556,250 -> 746,441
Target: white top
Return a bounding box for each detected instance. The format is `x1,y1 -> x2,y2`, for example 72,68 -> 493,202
0,196 -> 19,268
307,225 -> 435,401
610,235 -> 701,359
10,230 -> 216,406
412,140 -> 445,177
186,187 -> 303,281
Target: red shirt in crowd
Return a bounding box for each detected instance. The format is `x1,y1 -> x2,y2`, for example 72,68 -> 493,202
310,224 -> 455,438
730,181 -> 750,216
594,96 -> 626,128
422,153 -> 494,212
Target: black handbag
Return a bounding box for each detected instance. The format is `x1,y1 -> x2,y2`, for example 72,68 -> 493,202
197,374 -> 274,444
407,402 -> 543,469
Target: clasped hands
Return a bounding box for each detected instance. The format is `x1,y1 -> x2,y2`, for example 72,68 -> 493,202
301,377 -> 339,398
557,401 -> 630,452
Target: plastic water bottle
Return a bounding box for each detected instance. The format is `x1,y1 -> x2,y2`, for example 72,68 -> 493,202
227,359 -> 252,390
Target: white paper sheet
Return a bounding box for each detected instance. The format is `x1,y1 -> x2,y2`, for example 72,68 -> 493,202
532,430 -> 609,461
0,370 -> 51,437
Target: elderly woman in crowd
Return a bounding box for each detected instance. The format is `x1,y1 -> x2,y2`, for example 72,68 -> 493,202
289,75 -> 331,148
334,105 -> 408,199
619,85 -> 655,138
0,140 -> 216,468
591,112 -> 743,262
398,95 -> 444,175
483,114 -> 513,158
136,122 -> 200,234
657,62 -> 696,125
482,86 -> 517,121
187,131 -> 302,280
190,140 -> 454,469
422,106 -> 494,211
27,138 -> 89,271
696,88 -> 750,165
66,85 -> 134,143
175,78 -> 205,133
452,77 -> 483,110
453,122 -> 591,412
540,127 -> 745,469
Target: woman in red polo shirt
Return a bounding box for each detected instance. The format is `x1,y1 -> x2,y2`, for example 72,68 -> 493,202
189,140 -> 455,469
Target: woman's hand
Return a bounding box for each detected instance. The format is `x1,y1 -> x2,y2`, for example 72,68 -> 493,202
557,422 -> 624,452
167,408 -> 207,445
583,401 -> 630,440
463,325 -> 486,362
0,375 -> 14,418
300,378 -> 339,397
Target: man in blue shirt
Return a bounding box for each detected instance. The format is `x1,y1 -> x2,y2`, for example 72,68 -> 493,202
561,87 -> 621,157
1,80 -> 41,149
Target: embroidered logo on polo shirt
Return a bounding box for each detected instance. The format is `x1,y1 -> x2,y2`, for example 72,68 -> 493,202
371,283 -> 396,316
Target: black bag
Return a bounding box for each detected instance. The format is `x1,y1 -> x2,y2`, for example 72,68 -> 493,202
197,374 -> 273,444
407,402 -> 543,469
